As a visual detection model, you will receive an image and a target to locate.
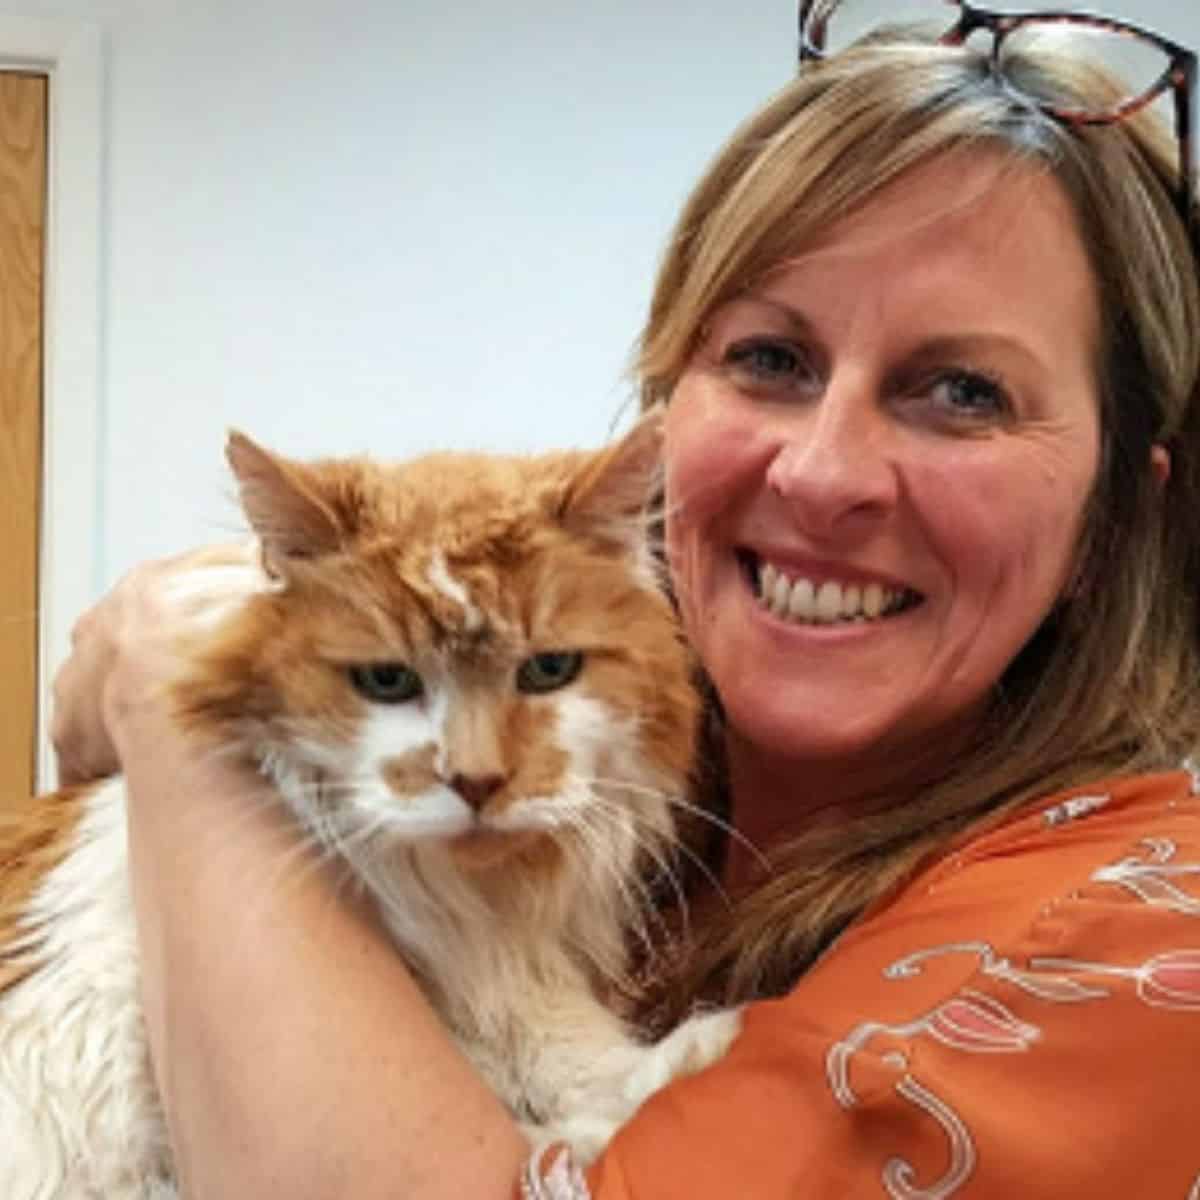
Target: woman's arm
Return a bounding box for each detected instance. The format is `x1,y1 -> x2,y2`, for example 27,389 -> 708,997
56,554 -> 529,1199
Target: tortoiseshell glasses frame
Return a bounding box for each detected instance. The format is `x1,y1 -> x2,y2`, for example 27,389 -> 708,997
797,0 -> 1197,239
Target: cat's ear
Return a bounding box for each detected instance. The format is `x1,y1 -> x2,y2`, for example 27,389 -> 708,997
557,410 -> 662,549
226,431 -> 348,577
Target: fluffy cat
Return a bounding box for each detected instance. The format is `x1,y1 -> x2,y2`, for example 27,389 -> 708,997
0,420 -> 740,1199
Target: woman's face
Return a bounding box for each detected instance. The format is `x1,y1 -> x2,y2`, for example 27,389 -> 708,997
664,154 -> 1102,791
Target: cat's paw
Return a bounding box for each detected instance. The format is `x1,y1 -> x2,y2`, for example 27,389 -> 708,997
622,1006 -> 743,1109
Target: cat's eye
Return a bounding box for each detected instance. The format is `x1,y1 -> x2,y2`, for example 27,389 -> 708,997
348,662 -> 424,704
516,651 -> 584,694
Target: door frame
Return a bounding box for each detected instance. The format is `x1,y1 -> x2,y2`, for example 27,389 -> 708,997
0,17 -> 101,790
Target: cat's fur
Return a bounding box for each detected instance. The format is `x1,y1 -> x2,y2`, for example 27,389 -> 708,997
0,422 -> 740,1199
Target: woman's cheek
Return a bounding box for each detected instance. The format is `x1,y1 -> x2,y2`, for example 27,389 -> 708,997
664,377 -> 773,518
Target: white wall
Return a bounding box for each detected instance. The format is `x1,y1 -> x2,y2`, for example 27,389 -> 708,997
5,0 -> 796,586
2,0 -> 1198,590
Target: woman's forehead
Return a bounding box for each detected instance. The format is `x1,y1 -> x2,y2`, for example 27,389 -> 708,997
729,153 -> 1100,350
750,152 -> 1060,267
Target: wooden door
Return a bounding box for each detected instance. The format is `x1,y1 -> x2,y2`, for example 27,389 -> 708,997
0,72 -> 46,806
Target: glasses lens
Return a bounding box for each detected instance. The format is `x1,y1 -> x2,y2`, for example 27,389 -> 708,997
801,0 -> 952,57
998,21 -> 1175,121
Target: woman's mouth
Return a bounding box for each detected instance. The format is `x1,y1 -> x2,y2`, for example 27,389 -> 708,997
738,551 -> 923,627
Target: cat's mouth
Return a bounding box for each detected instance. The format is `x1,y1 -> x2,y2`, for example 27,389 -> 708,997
738,550 -> 923,626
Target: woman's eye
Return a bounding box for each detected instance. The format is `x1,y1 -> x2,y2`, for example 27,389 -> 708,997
348,663 -> 424,704
722,338 -> 819,395
923,370 -> 1013,422
516,651 -> 584,695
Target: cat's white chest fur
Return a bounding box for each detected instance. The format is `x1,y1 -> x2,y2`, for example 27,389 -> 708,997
0,778 -> 173,1200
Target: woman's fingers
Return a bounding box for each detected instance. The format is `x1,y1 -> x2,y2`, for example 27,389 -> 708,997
52,602 -> 121,785
49,542 -> 265,786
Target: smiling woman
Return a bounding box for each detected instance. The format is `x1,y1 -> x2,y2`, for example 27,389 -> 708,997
664,154 -> 1102,815
39,6 -> 1200,1200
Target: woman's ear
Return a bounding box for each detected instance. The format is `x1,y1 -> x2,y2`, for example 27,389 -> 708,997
1151,443 -> 1171,487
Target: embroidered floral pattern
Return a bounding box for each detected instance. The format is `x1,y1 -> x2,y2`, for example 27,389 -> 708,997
832,990 -> 1059,1198
832,908 -> 1200,1200
926,990 -> 1040,1053
1091,838 -> 1200,916
886,1075 -> 976,1200
827,988 -> 1040,1099
1030,949 -> 1200,1011
830,1003 -> 988,1200
886,942 -> 1108,1003
827,973 -> 1051,1199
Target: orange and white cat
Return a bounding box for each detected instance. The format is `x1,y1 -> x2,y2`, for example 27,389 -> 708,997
0,421 -> 740,1199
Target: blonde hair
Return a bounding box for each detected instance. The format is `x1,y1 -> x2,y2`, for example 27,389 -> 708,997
639,36 -> 1200,1015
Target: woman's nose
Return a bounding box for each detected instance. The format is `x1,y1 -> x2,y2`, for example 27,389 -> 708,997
763,380 -> 898,539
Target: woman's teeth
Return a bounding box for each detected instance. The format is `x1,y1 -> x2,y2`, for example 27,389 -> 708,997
757,561 -> 916,625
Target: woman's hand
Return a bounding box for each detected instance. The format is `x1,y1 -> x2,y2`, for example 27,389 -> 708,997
50,543 -> 263,785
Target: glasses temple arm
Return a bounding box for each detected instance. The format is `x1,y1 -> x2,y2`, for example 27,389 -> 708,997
1175,58 -> 1197,240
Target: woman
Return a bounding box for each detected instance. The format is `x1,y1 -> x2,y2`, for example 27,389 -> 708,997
52,8 -> 1200,1198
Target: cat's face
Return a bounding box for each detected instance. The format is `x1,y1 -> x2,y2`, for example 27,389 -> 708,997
173,423 -> 698,874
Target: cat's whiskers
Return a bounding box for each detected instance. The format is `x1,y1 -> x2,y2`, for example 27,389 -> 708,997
272,774 -> 383,858
551,795 -> 670,966
300,807 -> 410,918
551,807 -> 658,990
583,788 -> 735,917
583,776 -> 709,850
571,792 -> 691,941
323,807 -> 402,871
570,787 -> 684,903
587,777 -> 771,877
548,799 -> 640,904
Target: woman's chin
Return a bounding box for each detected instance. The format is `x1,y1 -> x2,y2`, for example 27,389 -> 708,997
722,686 -> 894,763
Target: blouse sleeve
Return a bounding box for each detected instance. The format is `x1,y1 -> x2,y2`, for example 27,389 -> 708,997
514,773 -> 1200,1200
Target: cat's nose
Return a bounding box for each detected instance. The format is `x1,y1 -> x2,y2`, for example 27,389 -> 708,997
450,772 -> 507,812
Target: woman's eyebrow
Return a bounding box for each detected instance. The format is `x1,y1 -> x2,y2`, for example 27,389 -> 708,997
725,294 -> 1055,386
742,293 -> 1051,370
903,334 -> 1052,382
724,292 -> 818,335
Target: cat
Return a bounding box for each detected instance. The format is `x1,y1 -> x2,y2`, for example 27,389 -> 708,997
0,419 -> 741,1199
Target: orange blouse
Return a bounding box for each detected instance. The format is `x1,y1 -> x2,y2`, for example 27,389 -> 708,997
519,770 -> 1200,1199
